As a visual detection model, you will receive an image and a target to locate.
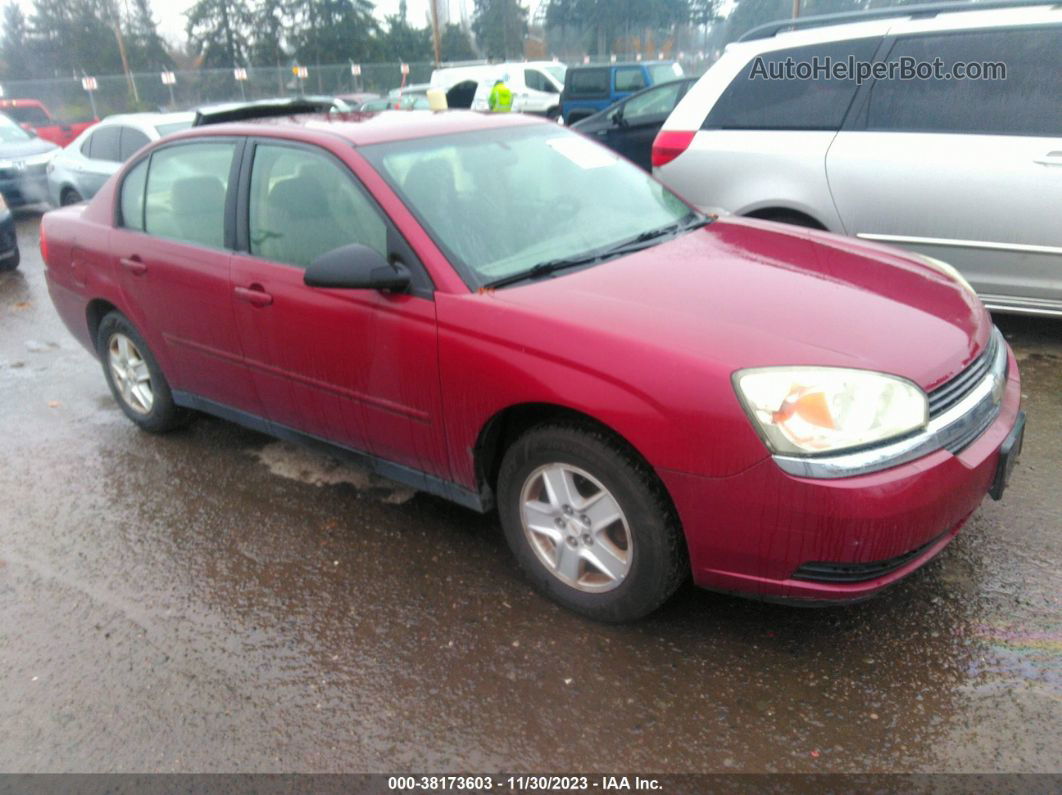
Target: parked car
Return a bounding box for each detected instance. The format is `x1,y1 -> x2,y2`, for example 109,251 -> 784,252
572,78 -> 696,170
47,112 -> 194,206
41,109 -> 1023,622
0,98 -> 96,147
431,61 -> 566,117
655,2 -> 1062,317
0,196 -> 18,270
0,112 -> 59,206
337,92 -> 381,109
360,87 -> 432,111
561,61 -> 684,125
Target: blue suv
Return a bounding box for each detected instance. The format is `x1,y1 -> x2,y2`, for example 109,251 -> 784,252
560,61 -> 684,125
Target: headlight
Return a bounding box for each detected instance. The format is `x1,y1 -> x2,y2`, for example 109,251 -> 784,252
733,367 -> 928,456
914,253 -> 976,296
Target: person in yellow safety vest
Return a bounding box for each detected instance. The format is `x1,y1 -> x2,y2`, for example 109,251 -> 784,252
488,77 -> 513,113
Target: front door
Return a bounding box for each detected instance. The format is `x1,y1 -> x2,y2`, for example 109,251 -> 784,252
229,140 -> 450,479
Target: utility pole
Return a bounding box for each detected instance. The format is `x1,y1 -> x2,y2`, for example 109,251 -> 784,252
110,1 -> 139,105
792,0 -> 800,18
430,0 -> 442,67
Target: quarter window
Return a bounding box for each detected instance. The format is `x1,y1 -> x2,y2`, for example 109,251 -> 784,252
863,28 -> 1061,137
248,144 -> 387,269
119,128 -> 151,160
704,38 -> 879,130
119,158 -> 148,231
144,142 -> 236,249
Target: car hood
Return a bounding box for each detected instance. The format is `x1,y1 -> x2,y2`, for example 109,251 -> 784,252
492,217 -> 991,392
0,137 -> 58,159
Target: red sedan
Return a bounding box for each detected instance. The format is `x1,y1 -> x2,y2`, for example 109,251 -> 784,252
41,110 -> 1024,621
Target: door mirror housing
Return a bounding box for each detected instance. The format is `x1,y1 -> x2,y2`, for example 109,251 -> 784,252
611,107 -> 626,127
304,244 -> 411,292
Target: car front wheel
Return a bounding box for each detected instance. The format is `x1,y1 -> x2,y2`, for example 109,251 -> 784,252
97,312 -> 187,433
497,424 -> 687,622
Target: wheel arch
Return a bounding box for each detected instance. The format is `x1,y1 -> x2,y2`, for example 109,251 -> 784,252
473,402 -> 678,521
86,298 -> 120,350
742,205 -> 827,230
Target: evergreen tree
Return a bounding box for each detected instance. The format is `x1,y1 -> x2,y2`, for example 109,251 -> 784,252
186,0 -> 254,68
250,0 -> 289,69
288,0 -> 378,66
440,23 -> 477,62
128,0 -> 174,70
377,1 -> 431,62
1,2 -> 34,79
471,0 -> 527,60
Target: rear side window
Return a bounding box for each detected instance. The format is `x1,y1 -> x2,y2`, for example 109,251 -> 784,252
249,144 -> 386,269
85,126 -> 122,161
119,128 -> 150,160
704,38 -> 879,130
119,159 -> 148,231
648,63 -> 683,84
615,67 -> 646,92
863,27 -> 1061,136
144,142 -> 236,249
566,68 -> 610,98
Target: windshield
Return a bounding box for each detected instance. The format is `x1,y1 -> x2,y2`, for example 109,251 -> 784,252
648,63 -> 684,84
155,121 -> 192,137
361,124 -> 691,287
0,113 -> 33,142
542,64 -> 566,85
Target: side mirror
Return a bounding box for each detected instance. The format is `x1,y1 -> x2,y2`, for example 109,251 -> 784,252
304,244 -> 410,291
611,107 -> 626,128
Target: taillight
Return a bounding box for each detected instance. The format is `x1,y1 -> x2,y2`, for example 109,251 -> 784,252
39,221 -> 48,265
651,130 -> 696,169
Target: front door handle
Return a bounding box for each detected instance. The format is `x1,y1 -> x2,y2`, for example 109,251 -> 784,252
234,284 -> 273,307
1033,151 -> 1062,167
120,255 -> 146,276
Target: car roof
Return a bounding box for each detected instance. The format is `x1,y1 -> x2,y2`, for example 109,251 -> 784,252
727,2 -> 1058,55
96,112 -> 196,126
170,109 -> 545,147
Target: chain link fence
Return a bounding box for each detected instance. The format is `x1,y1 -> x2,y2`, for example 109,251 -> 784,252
0,56 -> 714,122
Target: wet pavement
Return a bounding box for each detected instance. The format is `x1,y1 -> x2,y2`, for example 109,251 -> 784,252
0,209 -> 1059,774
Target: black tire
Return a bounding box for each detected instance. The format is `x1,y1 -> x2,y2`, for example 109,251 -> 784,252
497,423 -> 687,622
96,311 -> 187,433
0,247 -> 18,271
60,187 -> 83,206
546,106 -> 560,121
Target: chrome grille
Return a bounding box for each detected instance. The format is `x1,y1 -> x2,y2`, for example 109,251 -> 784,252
928,330 -> 1000,419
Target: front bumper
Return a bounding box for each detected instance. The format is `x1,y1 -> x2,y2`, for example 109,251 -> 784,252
0,169 -> 50,206
662,345 -> 1022,602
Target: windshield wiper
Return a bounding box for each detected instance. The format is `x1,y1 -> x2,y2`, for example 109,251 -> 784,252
482,254 -> 601,289
481,213 -> 712,290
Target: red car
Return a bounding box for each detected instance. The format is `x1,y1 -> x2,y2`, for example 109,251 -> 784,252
0,99 -> 96,147
41,110 -> 1024,621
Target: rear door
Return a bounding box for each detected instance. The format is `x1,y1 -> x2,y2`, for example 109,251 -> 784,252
111,138 -> 262,414
229,139 -> 450,478
826,26 -> 1062,313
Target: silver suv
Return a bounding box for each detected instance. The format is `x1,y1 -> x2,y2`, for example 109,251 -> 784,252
654,2 -> 1062,317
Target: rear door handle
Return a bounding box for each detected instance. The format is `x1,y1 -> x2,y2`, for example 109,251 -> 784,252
234,285 -> 273,307
1033,151 -> 1062,166
120,256 -> 146,276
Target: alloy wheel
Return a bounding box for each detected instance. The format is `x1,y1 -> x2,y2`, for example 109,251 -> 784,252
108,333 -> 154,415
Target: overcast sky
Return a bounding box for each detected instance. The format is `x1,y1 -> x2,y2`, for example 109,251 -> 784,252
9,0 -> 513,44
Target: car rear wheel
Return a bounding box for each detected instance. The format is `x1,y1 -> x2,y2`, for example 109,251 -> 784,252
60,187 -> 83,206
96,312 -> 187,433
497,424 -> 687,622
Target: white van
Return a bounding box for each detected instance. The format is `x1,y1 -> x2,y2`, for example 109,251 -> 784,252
430,61 -> 567,117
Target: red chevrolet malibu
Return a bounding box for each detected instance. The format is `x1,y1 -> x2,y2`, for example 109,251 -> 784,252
41,109 -> 1024,621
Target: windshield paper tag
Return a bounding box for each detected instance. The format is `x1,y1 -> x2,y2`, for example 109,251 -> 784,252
547,137 -> 619,169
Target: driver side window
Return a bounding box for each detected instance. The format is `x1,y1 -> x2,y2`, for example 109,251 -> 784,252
248,144 -> 387,269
